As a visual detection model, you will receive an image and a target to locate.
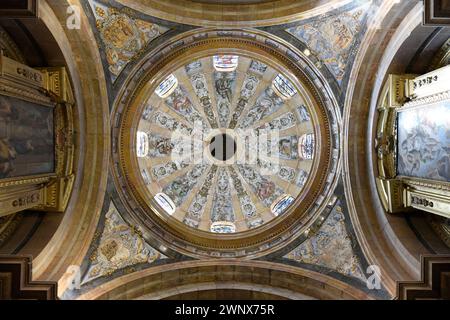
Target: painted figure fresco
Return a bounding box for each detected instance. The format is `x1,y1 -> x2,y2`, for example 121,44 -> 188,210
185,61 -> 218,128
296,105 -> 311,123
211,168 -> 235,224
184,166 -> 218,228
228,166 -> 262,228
82,202 -> 163,284
239,87 -> 284,129
276,135 -> 299,160
163,164 -> 209,206
397,101 -> 450,182
0,95 -> 54,179
285,201 -> 366,282
287,3 -> 370,84
165,86 -> 206,128
237,164 -> 285,208
215,71 -> 236,127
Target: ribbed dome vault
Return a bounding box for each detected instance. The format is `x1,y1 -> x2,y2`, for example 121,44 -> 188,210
136,54 -> 316,234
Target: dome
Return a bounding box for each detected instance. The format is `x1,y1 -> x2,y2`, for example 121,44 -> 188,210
135,54 -> 316,234
111,30 -> 340,259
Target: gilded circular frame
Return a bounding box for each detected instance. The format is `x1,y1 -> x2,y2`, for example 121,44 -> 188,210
111,29 -> 341,259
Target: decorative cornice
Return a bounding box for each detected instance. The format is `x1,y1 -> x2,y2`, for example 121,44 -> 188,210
402,90 -> 450,109
397,255 -> 450,300
0,255 -> 57,300
0,26 -> 26,64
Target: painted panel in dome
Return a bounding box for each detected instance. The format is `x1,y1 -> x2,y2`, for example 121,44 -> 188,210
184,165 -> 218,228
397,101 -> 450,182
238,87 -> 285,129
228,166 -> 262,229
163,163 -> 209,206
211,168 -> 235,224
237,164 -> 285,208
185,61 -> 218,128
165,86 -> 206,127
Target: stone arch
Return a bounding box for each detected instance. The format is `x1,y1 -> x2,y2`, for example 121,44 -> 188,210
342,0 -> 437,296
77,260 -> 373,300
29,0 -> 110,297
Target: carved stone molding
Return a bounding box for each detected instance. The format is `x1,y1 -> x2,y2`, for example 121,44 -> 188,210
0,255 -> 57,300
78,260 -> 373,300
397,255 -> 450,300
0,213 -> 22,247
424,0 -> 450,26
0,26 -> 26,64
431,38 -> 450,69
113,0 -> 352,28
403,90 -> 450,108
0,0 -> 38,18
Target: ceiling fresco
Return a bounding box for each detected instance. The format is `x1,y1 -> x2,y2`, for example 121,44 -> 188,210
70,0 -> 389,299
86,0 -> 171,81
136,55 -> 315,233
5,0 -> 449,302
284,200 -> 366,283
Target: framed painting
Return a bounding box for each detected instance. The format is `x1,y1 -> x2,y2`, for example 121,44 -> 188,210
397,100 -> 450,182
0,94 -> 55,179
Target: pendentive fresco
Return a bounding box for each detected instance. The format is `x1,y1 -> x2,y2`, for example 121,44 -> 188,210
285,201 -> 366,283
87,0 -> 169,81
286,1 -> 371,84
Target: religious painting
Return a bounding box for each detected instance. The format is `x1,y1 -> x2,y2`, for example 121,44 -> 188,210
397,101 -> 450,182
0,95 -> 54,179
286,3 -> 370,84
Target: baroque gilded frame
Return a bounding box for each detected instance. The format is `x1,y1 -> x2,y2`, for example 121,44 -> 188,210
0,53 -> 75,216
375,65 -> 450,219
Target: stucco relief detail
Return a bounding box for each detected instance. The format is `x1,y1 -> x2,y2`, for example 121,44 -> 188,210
88,0 -> 169,81
83,202 -> 165,284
